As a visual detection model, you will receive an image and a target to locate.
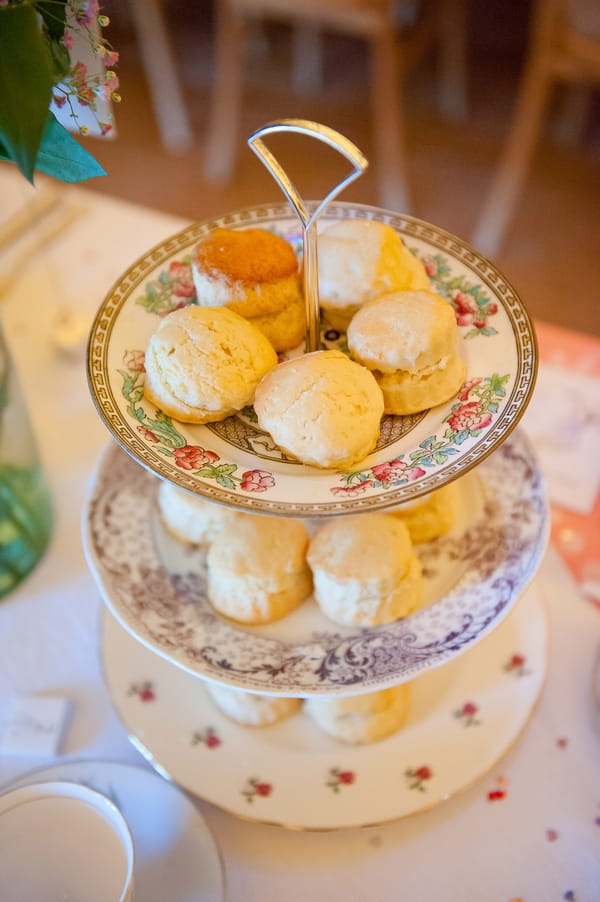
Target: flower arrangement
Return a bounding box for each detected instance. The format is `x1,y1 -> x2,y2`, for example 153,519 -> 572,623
0,0 -> 119,183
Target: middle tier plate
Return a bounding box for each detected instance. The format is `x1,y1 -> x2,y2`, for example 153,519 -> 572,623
83,428 -> 548,697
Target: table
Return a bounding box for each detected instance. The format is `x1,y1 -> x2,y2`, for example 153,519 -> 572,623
0,167 -> 598,901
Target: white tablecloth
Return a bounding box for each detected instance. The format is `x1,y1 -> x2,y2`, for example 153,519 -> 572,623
0,168 -> 598,901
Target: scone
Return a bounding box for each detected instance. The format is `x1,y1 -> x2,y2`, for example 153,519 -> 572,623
143,305 -> 277,424
254,350 -> 384,470
317,219 -> 430,331
304,684 -> 411,744
206,515 -> 312,624
157,480 -> 244,545
247,293 -> 305,352
347,290 -> 466,415
307,513 -> 423,626
206,683 -> 301,727
389,481 -> 459,543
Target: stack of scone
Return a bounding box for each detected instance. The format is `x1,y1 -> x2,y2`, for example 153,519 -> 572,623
191,227 -> 305,352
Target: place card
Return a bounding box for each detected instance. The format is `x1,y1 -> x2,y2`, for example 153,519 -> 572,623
0,697 -> 71,758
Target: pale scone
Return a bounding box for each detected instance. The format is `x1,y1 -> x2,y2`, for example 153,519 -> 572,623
389,481 -> 459,543
157,480 -> 246,545
247,293 -> 305,352
317,219 -> 430,331
254,350 -> 384,470
304,684 -> 411,744
143,305 -> 277,424
307,513 -> 423,626
347,290 -> 466,415
206,516 -> 312,624
206,683 -> 301,727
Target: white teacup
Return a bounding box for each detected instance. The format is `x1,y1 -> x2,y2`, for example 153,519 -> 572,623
0,779 -> 134,901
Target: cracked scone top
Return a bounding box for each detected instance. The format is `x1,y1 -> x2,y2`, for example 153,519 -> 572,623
253,350 -> 384,470
143,305 -> 277,424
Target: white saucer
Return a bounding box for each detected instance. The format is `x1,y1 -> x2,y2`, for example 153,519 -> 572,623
101,583 -> 547,830
5,760 -> 224,901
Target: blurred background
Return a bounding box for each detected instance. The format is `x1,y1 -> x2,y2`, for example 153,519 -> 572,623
86,0 -> 599,335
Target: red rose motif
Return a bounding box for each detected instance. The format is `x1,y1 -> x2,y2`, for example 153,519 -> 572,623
461,701 -> 478,717
331,480 -> 373,497
413,766 -> 432,781
458,377 -> 482,402
371,459 -> 425,484
139,687 -> 155,702
338,771 -> 355,785
173,445 -> 219,470
254,782 -> 272,797
510,654 -> 526,669
240,469 -> 275,492
423,257 -> 436,278
447,402 -> 492,433
205,734 -> 221,749
487,302 -> 498,315
452,291 -> 476,326
168,261 -> 196,298
487,789 -> 506,801
138,425 -> 159,443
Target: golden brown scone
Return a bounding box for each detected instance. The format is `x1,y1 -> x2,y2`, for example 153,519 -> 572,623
347,290 -> 466,415
143,305 -> 277,424
254,350 -> 384,470
304,684 -> 411,744
192,227 -> 302,318
206,683 -> 301,727
247,293 -> 305,352
206,516 -> 312,624
157,480 -> 247,545
307,513 -> 423,626
317,219 -> 430,331
389,481 -> 459,543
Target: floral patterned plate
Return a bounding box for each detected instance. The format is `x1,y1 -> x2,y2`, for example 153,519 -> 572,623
101,583 -> 547,830
83,429 -> 549,696
86,202 -> 537,516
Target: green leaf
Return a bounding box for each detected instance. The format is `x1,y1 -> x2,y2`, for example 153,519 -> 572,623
37,0 -> 68,41
0,6 -> 55,181
34,113 -> 106,182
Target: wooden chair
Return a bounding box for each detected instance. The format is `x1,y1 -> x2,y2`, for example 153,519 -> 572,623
472,0 -> 600,257
203,0 -> 468,213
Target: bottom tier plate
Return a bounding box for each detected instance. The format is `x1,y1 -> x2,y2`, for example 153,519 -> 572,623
101,582 -> 547,830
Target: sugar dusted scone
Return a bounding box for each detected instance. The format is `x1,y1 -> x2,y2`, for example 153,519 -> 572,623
304,684 -> 411,744
307,513 -> 423,626
143,305 -> 277,424
157,480 -> 245,545
317,219 -> 430,331
206,683 -> 301,727
254,350 -> 384,470
347,290 -> 466,415
207,516 -> 312,624
389,481 -> 459,544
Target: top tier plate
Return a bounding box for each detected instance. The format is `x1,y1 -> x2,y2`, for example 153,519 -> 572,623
87,202 -> 537,516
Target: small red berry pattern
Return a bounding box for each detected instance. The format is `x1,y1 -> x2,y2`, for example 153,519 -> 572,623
327,768 -> 356,793
453,701 -> 480,726
405,765 -> 433,792
242,777 -> 273,803
191,727 -> 222,749
503,653 -> 531,677
127,680 -> 155,702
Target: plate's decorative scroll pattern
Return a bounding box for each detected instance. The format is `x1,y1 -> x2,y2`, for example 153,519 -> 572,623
87,202 -> 537,516
83,429 -> 549,696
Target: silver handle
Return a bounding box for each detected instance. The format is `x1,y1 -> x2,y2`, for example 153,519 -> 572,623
247,120 -> 368,352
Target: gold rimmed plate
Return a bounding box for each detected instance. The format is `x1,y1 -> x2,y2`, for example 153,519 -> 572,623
87,202 -> 537,517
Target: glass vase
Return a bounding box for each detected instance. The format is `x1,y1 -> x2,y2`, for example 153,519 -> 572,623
0,323 -> 53,598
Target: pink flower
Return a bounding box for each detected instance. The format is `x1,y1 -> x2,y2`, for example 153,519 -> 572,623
458,377 -> 482,402
138,425 -> 159,443
487,301 -> 498,315
338,771 -> 355,785
254,782 -> 272,797
447,401 -> 492,433
99,122 -> 113,137
452,290 -> 476,326
240,469 -> 275,492
173,445 -> 219,470
168,261 -> 195,298
139,686 -> 155,702
123,349 -> 146,372
371,459 -> 425,484
205,734 -> 221,749
461,702 -> 478,717
63,30 -> 74,50
53,93 -> 67,108
422,256 -> 436,278
330,480 -> 373,497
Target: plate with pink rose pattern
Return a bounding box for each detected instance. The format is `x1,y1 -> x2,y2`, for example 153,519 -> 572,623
100,582 -> 547,829
83,428 -> 549,696
86,201 -> 537,516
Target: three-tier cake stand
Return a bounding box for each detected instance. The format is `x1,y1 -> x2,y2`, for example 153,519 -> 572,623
83,123 -> 549,829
